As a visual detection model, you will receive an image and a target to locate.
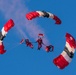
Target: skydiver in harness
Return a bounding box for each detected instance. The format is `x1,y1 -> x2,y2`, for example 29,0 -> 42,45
36,33 -> 45,50
25,39 -> 33,49
45,45 -> 54,52
36,37 -> 44,50
20,39 -> 33,49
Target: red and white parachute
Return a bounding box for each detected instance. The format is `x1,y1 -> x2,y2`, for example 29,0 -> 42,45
38,33 -> 44,38
53,33 -> 76,69
26,10 -> 61,24
0,19 -> 14,54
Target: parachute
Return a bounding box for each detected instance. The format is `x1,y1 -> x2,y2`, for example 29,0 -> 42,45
20,39 -> 34,49
26,10 -> 61,24
38,33 -> 44,38
0,19 -> 14,54
53,33 -> 76,69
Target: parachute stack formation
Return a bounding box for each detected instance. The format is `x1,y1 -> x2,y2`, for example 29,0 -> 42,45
0,10 -> 76,70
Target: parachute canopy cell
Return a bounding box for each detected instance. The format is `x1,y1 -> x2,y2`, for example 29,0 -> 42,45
26,11 -> 61,24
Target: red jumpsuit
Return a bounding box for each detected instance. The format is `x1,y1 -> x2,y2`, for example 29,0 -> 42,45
36,38 -> 43,50
25,39 -> 33,49
45,45 -> 54,52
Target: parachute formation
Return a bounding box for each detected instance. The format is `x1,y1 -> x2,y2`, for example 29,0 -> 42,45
0,19 -> 14,54
26,10 -> 61,24
20,33 -> 54,52
25,10 -> 76,69
0,9 -> 75,70
53,33 -> 76,69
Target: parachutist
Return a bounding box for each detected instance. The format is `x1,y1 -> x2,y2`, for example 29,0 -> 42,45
45,45 -> 54,52
25,39 -> 33,49
36,38 -> 43,50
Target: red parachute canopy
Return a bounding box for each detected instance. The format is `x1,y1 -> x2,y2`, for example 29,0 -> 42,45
53,33 -> 76,69
4,19 -> 14,32
0,19 -> 14,54
38,33 -> 44,38
38,33 -> 44,36
65,33 -> 76,48
26,11 -> 61,24
0,42 -> 6,54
